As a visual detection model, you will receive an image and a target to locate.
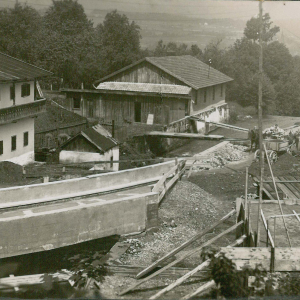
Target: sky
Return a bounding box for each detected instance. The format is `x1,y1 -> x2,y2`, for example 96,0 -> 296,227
0,0 -> 300,21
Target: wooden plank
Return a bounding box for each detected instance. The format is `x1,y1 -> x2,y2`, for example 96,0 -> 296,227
188,117 -> 248,132
119,220 -> 243,295
136,209 -> 236,279
181,280 -> 215,300
274,177 -> 294,199
145,131 -> 224,140
149,235 -> 246,300
278,176 -> 299,199
158,166 -> 186,203
261,209 -> 275,248
293,210 -> 300,224
285,176 -> 300,198
221,247 -> 271,261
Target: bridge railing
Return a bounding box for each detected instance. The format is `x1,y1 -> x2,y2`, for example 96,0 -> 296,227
152,159 -> 186,203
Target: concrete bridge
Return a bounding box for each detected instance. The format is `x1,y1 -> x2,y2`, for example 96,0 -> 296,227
0,161 -> 176,258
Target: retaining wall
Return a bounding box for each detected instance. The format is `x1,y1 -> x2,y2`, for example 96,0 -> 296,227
0,192 -> 158,258
0,161 -> 175,205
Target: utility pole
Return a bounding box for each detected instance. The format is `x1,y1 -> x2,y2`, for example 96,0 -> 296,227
257,0 -> 264,247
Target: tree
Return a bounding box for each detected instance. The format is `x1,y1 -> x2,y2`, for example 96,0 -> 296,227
96,10 -> 141,75
35,0 -> 99,88
0,3 -> 41,62
244,13 -> 280,43
43,0 -> 93,35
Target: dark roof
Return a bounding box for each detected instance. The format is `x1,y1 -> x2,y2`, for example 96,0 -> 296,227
0,52 -> 53,82
82,127 -> 118,152
96,82 -> 191,95
94,55 -> 233,90
35,101 -> 87,133
60,125 -> 118,153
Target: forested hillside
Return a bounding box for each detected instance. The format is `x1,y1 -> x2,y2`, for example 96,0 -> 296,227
1,0 -> 300,116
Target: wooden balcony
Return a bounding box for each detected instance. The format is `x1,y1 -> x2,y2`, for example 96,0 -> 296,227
0,99 -> 46,125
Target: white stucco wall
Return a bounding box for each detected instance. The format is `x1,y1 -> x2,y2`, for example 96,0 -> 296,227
59,146 -> 119,171
0,81 -> 34,109
0,118 -> 35,164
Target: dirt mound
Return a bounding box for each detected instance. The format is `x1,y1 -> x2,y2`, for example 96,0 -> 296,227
0,161 -> 24,184
248,153 -> 300,177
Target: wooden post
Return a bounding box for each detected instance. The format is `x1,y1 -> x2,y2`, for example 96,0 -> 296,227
112,120 -> 115,138
270,246 -> 275,272
256,0 -> 264,247
266,218 -> 269,247
245,167 -> 249,222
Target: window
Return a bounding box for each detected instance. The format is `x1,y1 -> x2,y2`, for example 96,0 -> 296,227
221,84 -> 224,97
134,102 -> 141,122
213,86 -> 215,101
21,83 -> 30,97
73,96 -> 81,109
0,141 -> 3,155
110,156 -> 113,168
11,135 -> 16,151
10,84 -> 15,101
24,132 -> 28,147
204,89 -> 207,103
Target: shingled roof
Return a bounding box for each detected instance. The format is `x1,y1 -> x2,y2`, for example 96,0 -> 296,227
96,82 -> 191,95
60,125 -> 118,153
0,52 -> 52,82
95,55 -> 233,90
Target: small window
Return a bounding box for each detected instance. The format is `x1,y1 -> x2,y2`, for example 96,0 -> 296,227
0,141 -> 3,155
24,132 -> 28,147
220,84 -> 224,97
213,86 -> 215,101
110,156 -> 113,168
21,83 -> 30,97
10,84 -> 15,101
204,89 -> 207,103
11,135 -> 16,151
73,96 -> 81,109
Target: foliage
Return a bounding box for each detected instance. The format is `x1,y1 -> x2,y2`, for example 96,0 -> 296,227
0,3 -> 41,62
202,247 -> 269,299
96,10 -> 142,76
244,13 -> 280,43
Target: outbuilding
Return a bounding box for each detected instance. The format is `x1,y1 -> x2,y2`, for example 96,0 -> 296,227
59,124 -> 119,171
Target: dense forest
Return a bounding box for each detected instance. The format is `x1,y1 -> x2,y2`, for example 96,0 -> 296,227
1,0 -> 300,116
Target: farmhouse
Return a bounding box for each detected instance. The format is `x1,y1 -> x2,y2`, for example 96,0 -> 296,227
62,55 -> 233,133
59,124 -> 119,171
0,52 -> 52,164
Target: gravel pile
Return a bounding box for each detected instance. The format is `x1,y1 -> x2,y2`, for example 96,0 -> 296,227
119,181 -> 225,267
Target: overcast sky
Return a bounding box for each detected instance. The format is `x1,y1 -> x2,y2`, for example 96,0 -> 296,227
0,0 -> 299,21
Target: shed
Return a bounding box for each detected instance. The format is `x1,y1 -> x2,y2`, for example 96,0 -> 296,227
59,124 -> 119,171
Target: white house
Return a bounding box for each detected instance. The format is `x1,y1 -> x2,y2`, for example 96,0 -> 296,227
0,52 -> 52,164
59,124 -> 119,171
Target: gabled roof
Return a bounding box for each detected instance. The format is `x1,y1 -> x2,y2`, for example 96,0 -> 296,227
94,55 -> 233,90
35,101 -> 87,133
61,125 -> 118,153
0,52 -> 53,82
96,82 -> 191,96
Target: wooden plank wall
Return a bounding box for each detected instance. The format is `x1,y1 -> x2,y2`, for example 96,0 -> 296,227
98,94 -> 187,125
106,61 -> 185,86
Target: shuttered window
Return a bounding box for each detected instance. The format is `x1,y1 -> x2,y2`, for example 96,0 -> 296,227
21,83 -> 30,97
11,135 -> 16,151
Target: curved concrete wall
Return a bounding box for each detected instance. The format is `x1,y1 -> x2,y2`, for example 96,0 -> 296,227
0,161 -> 175,205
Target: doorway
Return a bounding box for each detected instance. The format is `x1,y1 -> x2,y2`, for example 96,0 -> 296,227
134,102 -> 141,122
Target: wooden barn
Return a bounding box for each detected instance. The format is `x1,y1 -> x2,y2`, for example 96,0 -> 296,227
62,55 -> 233,132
